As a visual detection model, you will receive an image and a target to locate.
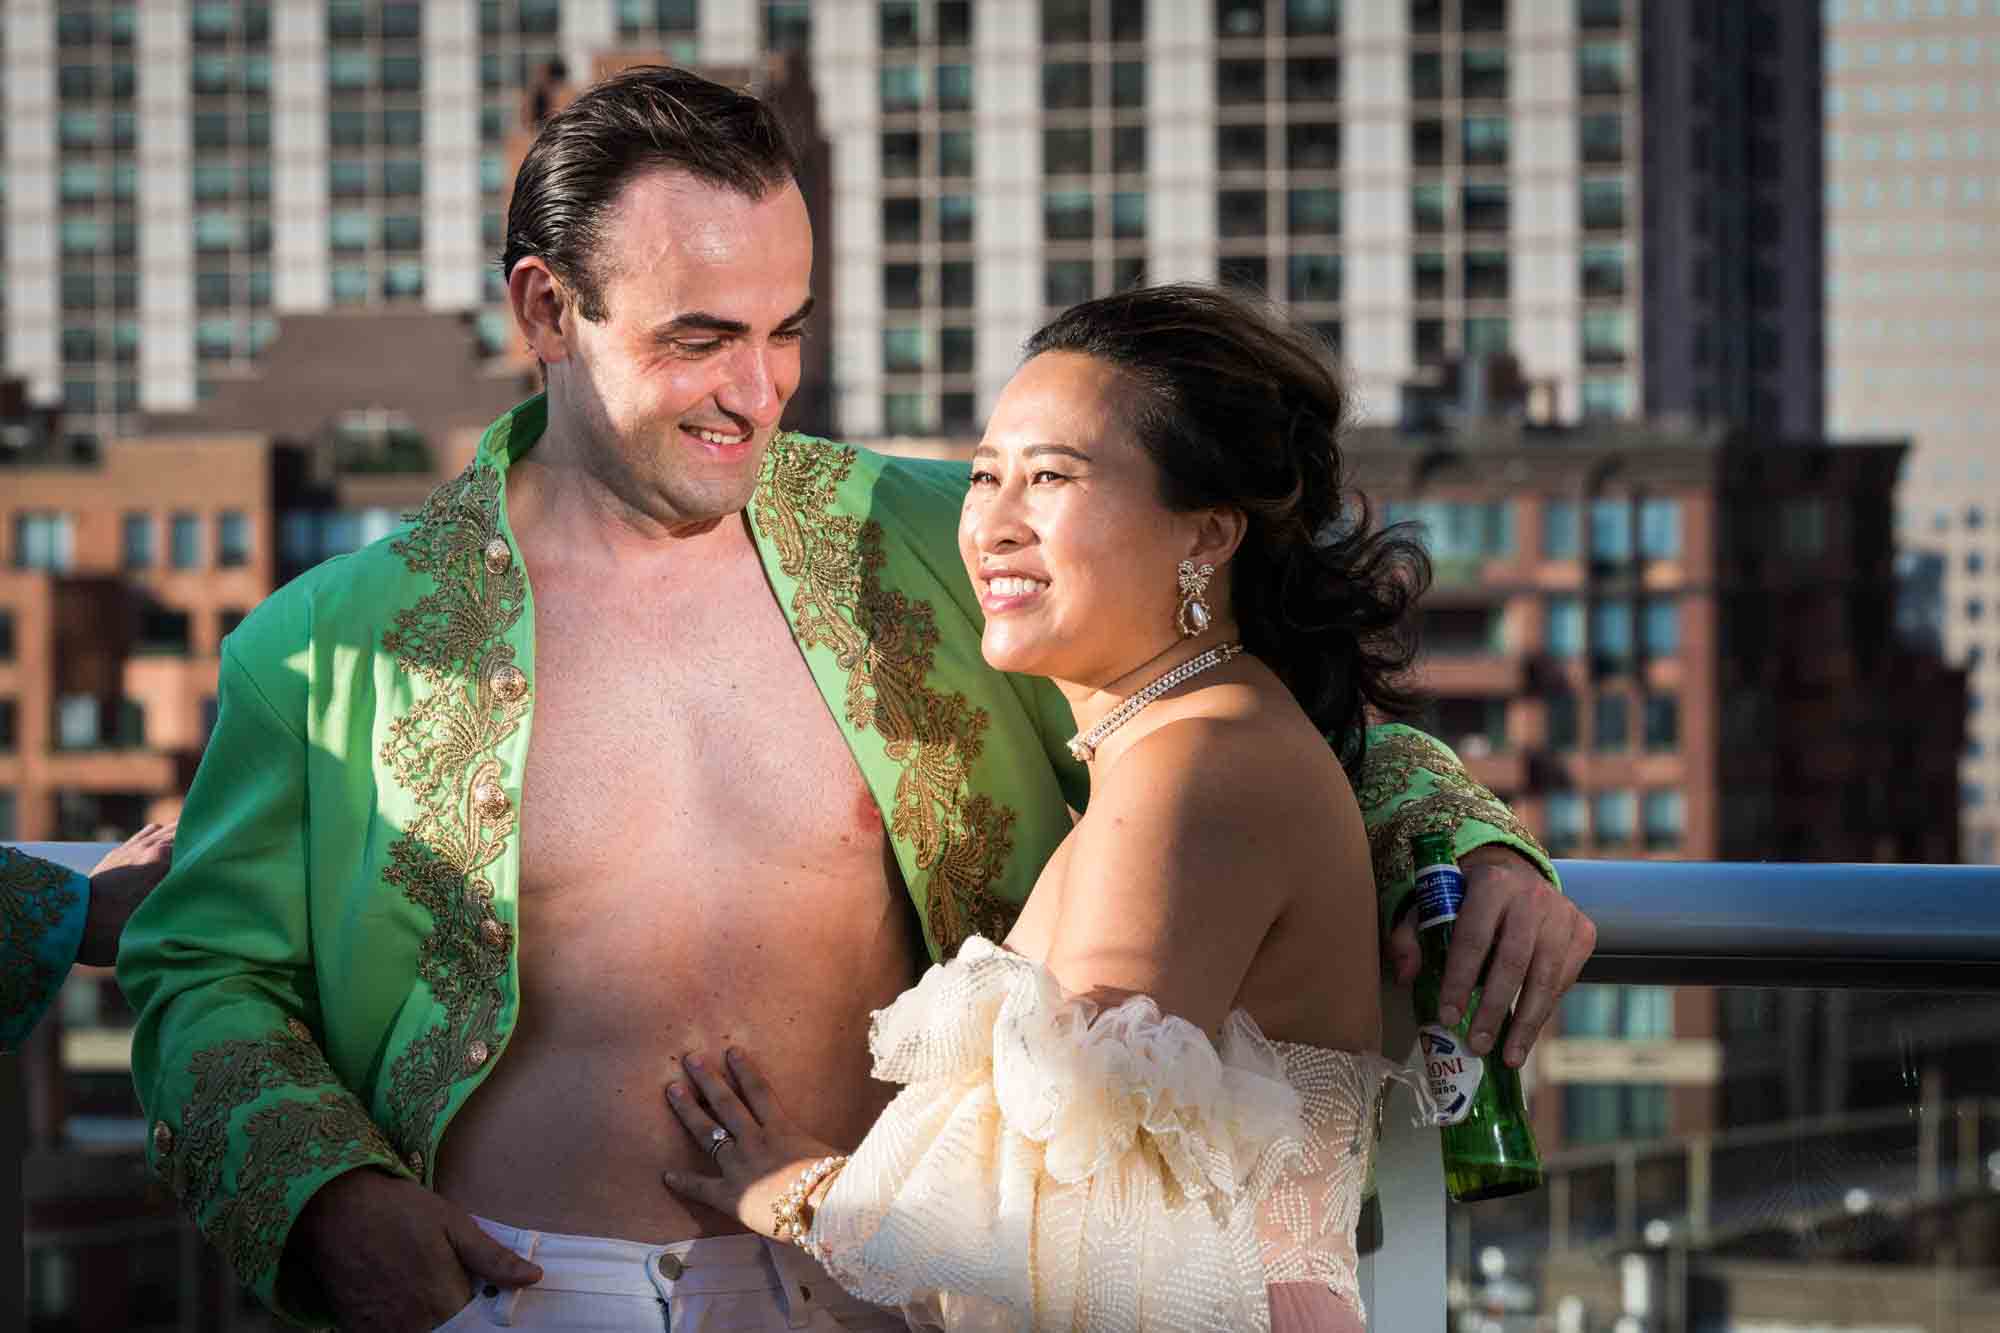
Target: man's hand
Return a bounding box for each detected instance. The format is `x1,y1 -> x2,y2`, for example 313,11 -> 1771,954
82,821 -> 176,967
294,1168 -> 542,1331
1386,845 -> 1595,1069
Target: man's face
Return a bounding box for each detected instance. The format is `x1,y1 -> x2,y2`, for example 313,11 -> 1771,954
546,168 -> 813,527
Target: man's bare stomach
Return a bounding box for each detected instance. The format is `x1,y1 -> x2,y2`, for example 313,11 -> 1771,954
430,870 -> 919,1240
431,1022 -> 893,1240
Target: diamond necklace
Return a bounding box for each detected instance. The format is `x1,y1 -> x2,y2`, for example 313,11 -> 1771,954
1066,642 -> 1244,763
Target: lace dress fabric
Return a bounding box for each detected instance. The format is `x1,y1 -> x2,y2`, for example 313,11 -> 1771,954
808,938 -> 1402,1332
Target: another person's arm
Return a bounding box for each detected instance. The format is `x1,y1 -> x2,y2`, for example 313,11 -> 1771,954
0,822 -> 176,1050
1355,722 -> 1595,1068
116,627 -> 535,1327
0,847 -> 89,1051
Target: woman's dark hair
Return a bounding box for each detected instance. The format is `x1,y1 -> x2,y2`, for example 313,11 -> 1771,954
502,65 -> 799,322
1023,283 -> 1431,769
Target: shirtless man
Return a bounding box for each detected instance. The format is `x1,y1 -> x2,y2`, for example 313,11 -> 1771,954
119,68 -> 1592,1332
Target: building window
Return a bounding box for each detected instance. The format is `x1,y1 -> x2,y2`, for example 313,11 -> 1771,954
1289,254 -> 1342,303
1219,190 -> 1268,238
1581,243 -> 1627,298
1413,252 -> 1447,301
1593,789 -> 1636,845
0,610 -> 12,659
1644,791 -> 1686,850
1411,182 -> 1448,233
1589,500 -> 1632,565
1564,985 -> 1671,1039
1779,498 -> 1827,557
883,393 -> 931,435
1044,191 -> 1093,241
1564,1080 -> 1668,1141
1581,378 -> 1631,418
1638,498 -> 1682,559
1544,792 -> 1586,854
1461,47 -> 1508,100
1582,310 -> 1631,365
1045,260 -> 1093,307
1463,116 -> 1509,166
1462,183 -> 1509,231
57,695 -> 101,750
1643,695 -> 1679,751
219,512 -> 252,567
0,700 -> 15,752
1287,188 -> 1341,236
1641,599 -> 1681,656
1581,178 -> 1628,230
0,790 -> 13,841
1592,600 -> 1634,670
1579,111 -> 1624,163
171,514 -> 203,570
1546,694 -> 1578,751
122,514 -> 155,569
1593,694 -> 1629,751
1577,41 -> 1629,96
1544,501 -> 1580,559
1547,596 -> 1584,657
13,514 -> 75,572
1464,250 -> 1509,301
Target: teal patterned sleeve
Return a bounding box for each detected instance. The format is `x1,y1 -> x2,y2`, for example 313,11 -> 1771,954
1,845 -> 90,1052
1353,723 -> 1561,933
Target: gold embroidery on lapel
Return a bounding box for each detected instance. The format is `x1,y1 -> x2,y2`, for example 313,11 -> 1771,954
379,462 -> 528,1166
1360,729 -> 1544,891
178,1026 -> 400,1284
0,847 -> 81,1046
753,435 -> 1018,957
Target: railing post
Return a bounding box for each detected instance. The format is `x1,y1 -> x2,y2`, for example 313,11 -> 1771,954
1614,1144 -> 1638,1248
1919,1067 -> 1943,1202
1957,1101 -> 1979,1199
1687,1134 -> 1711,1247
1548,1168 -> 1571,1253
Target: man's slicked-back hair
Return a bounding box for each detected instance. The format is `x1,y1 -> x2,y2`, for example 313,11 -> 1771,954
501,64 -> 800,322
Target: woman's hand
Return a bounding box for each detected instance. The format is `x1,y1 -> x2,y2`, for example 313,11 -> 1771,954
659,1048 -> 842,1240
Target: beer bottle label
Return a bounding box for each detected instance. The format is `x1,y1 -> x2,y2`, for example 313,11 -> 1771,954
1419,1024 -> 1484,1126
1414,860 -> 1466,931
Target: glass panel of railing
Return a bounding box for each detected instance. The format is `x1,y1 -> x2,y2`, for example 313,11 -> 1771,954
1447,985 -> 2000,1332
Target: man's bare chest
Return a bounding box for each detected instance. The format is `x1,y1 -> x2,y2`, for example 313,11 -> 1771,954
514,564 -> 891,902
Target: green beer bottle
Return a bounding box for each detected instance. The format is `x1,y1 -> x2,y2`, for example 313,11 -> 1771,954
1410,831 -> 1544,1202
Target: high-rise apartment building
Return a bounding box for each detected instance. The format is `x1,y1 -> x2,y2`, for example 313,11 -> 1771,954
4,1 -> 1825,451
1823,1 -> 2000,863
820,0 -> 1826,436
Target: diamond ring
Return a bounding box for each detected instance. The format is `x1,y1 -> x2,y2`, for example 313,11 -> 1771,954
707,1126 -> 734,1158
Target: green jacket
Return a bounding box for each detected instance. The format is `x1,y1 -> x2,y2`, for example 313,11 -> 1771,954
1,846 -> 90,1050
119,396 -> 1551,1325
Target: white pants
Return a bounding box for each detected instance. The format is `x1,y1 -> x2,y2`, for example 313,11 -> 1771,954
434,1217 -> 908,1332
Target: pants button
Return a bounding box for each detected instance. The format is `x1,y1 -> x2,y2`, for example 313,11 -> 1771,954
658,1252 -> 685,1280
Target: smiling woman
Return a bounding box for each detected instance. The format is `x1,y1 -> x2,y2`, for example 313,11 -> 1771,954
662,285 -> 1448,1332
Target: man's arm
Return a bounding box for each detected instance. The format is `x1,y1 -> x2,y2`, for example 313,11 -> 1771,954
116,639 -> 415,1324
1355,723 -> 1595,1068
0,846 -> 89,1052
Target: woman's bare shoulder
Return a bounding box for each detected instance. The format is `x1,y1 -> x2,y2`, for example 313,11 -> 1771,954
1076,709 -> 1360,886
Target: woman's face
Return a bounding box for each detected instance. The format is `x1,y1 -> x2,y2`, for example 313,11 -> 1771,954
959,351 -> 1205,686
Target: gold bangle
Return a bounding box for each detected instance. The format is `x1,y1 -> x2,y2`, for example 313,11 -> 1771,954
771,1154 -> 849,1249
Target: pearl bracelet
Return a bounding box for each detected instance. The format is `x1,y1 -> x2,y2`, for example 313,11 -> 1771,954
771,1153 -> 849,1252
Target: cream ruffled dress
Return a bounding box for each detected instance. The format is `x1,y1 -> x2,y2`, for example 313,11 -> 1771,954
807,937 -> 1410,1332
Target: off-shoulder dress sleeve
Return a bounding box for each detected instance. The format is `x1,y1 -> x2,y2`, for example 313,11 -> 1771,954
808,937 -> 1401,1332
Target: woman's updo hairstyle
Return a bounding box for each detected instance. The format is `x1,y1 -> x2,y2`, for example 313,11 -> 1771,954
1022,283 -> 1430,769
